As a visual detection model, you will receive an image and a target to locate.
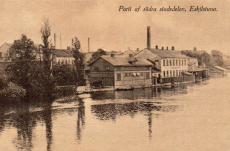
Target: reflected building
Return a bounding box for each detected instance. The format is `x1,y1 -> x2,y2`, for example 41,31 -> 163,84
91,84 -> 189,101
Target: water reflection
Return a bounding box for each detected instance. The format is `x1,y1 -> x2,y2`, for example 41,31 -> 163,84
91,84 -> 191,100
0,80 -> 215,151
76,105 -> 85,141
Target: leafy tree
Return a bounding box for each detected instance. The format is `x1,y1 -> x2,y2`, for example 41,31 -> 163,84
52,64 -> 76,86
7,35 -> 37,89
211,50 -> 224,66
72,37 -> 85,86
181,50 -> 211,67
89,48 -> 106,62
5,34 -> 42,97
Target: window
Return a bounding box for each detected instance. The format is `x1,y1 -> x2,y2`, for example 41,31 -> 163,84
117,73 -> 121,81
146,72 -> 150,79
163,60 -> 165,66
166,60 -> 168,66
163,71 -> 165,77
166,71 -> 169,77
185,60 -> 187,66
173,60 -> 175,66
140,72 -> 144,76
105,66 -> 110,70
124,73 -> 129,77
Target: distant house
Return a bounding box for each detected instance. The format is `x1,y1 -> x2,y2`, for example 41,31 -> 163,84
52,49 -> 74,65
210,66 -> 228,76
87,54 -> 152,89
0,43 -> 12,61
187,58 -> 209,80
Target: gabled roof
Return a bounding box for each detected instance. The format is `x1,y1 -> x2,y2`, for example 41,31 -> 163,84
89,55 -> 152,67
102,56 -> 152,66
52,49 -> 73,57
140,48 -> 187,59
213,66 -> 228,71
188,66 -> 205,72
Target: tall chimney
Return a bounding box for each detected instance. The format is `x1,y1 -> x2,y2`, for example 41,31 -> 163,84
88,38 -> 90,52
147,26 -> 151,49
60,34 -> 62,49
54,33 -> 56,48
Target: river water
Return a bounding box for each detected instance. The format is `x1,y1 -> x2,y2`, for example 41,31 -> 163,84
0,76 -> 230,151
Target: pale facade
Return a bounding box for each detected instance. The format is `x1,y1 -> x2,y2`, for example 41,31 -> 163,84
55,57 -> 75,65
135,48 -> 188,78
161,58 -> 188,78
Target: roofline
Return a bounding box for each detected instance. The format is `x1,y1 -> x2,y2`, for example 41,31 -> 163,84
139,48 -> 188,59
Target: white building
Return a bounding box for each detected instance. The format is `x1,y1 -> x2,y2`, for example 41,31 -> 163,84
135,47 -> 188,78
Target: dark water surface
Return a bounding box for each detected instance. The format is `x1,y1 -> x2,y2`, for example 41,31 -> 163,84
1,77 -> 230,151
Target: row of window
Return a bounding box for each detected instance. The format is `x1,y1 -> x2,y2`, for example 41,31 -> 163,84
57,59 -> 75,64
163,59 -> 187,66
117,72 -> 150,81
124,72 -> 143,77
163,70 -> 186,78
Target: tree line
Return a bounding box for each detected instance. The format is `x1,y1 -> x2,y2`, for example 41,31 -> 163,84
0,19 -> 85,102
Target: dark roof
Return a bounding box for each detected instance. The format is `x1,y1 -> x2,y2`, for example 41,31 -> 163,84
102,56 -> 152,66
52,49 -> 73,57
188,66 -> 204,72
89,55 -> 152,67
142,48 -> 187,59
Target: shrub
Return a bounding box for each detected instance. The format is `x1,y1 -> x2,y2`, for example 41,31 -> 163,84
0,82 -> 26,102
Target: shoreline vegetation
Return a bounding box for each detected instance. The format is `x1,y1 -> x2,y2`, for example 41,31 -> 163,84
0,19 -> 85,103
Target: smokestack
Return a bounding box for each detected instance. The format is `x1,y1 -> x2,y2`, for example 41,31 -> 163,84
54,33 -> 56,48
88,38 -> 90,52
147,26 -> 151,49
172,46 -> 174,50
60,34 -> 62,49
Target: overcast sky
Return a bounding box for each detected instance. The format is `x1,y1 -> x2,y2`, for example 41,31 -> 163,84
0,0 -> 230,54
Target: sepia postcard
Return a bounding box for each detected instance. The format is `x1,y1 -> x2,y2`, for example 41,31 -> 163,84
0,0 -> 230,151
